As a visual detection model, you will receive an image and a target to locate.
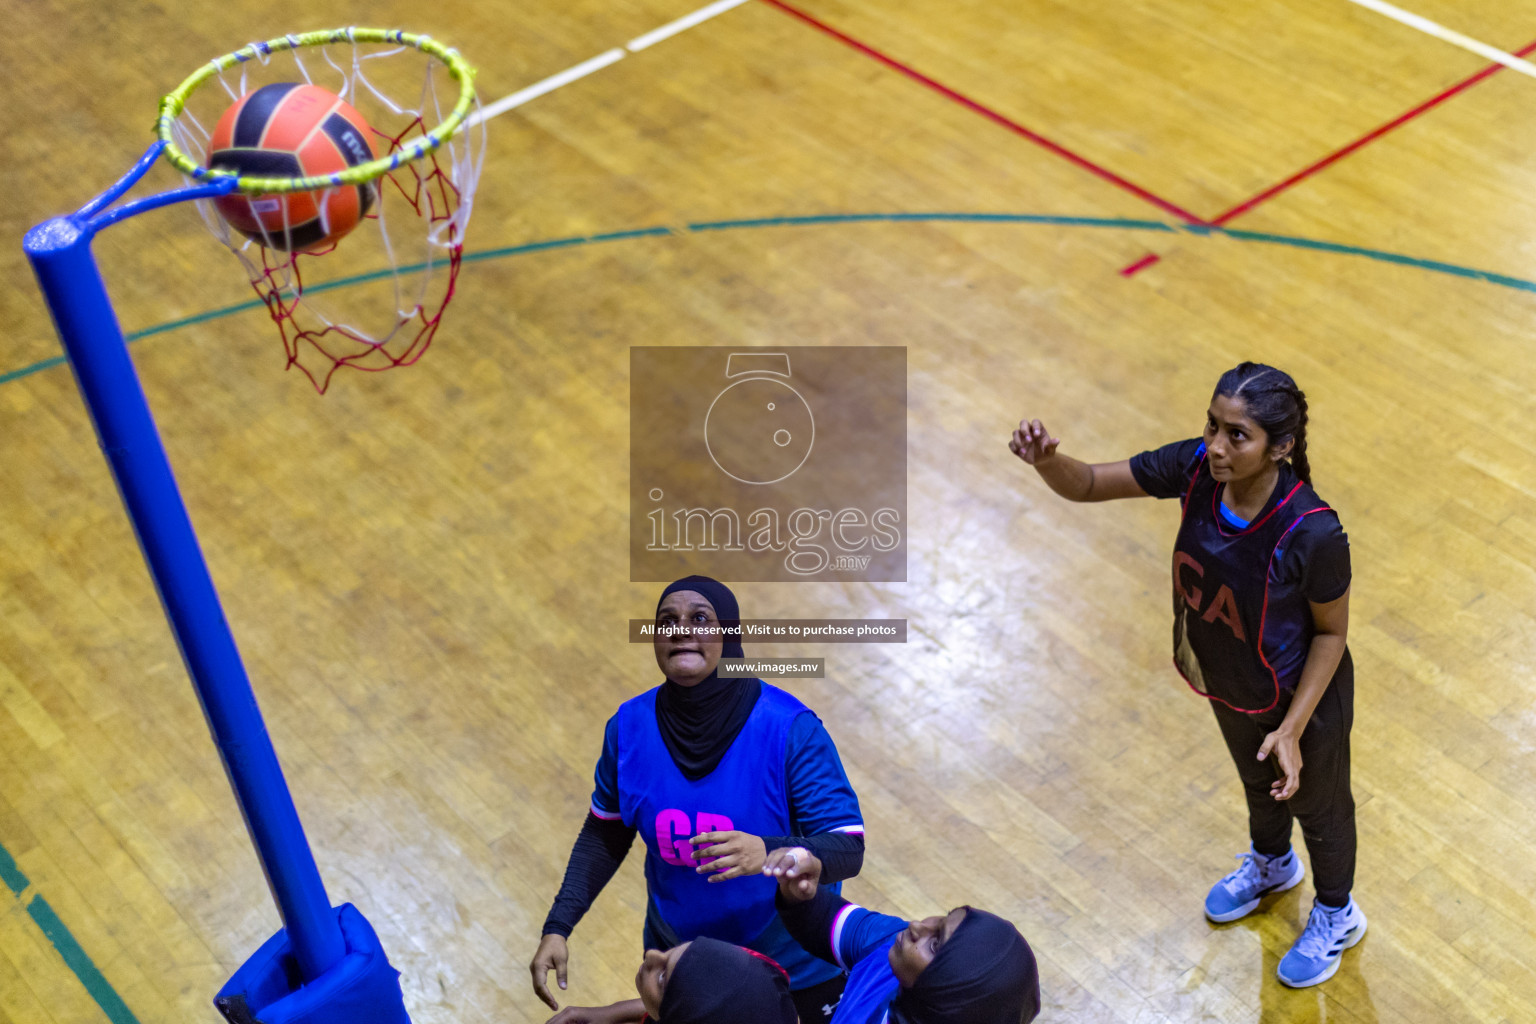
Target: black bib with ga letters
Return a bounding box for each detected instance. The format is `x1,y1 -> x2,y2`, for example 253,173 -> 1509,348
1171,451 -> 1337,713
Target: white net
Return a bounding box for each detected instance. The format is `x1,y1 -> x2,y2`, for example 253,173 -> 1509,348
165,33 -> 485,391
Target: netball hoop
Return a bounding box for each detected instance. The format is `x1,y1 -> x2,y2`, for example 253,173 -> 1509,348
159,28 -> 485,391
22,27 -> 481,1024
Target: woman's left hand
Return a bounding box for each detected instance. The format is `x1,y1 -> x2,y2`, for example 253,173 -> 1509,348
1257,729 -> 1303,800
691,831 -> 767,881
545,1003 -> 643,1024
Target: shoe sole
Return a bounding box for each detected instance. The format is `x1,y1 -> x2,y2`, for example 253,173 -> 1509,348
1203,858 -> 1306,924
1276,912 -> 1368,988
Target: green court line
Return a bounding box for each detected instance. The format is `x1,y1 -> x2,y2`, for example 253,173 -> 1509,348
0,841 -> 29,896
0,839 -> 140,1023
1218,228 -> 1536,293
463,226 -> 675,263
0,354 -> 69,386
6,212 -> 1536,386
26,895 -> 142,1024
125,297 -> 269,343
688,212 -> 1176,231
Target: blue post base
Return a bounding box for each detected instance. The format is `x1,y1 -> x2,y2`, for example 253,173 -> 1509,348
214,905 -> 411,1024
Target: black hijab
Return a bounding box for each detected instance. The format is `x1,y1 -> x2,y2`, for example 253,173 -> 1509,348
657,937 -> 796,1024
654,576 -> 761,781
891,908 -> 1041,1024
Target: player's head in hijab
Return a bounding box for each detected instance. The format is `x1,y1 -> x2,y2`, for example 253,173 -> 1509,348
651,576 -> 758,780
635,936 -> 796,1024
886,906 -> 1041,1024
653,575 -> 744,684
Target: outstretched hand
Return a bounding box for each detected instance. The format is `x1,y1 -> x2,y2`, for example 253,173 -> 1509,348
544,1002 -> 645,1024
763,846 -> 822,902
1009,419 -> 1060,466
691,831 -> 767,882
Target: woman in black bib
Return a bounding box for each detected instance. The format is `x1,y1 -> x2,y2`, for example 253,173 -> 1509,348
1008,362 -> 1364,989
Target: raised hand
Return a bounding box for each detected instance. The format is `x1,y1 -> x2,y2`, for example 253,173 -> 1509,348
1009,419 -> 1061,465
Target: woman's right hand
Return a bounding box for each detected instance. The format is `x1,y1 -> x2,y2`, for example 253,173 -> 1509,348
764,846 -> 822,902
530,933 -> 570,1011
1009,419 -> 1061,466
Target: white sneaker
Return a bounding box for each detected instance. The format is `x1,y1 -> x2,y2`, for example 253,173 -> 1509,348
1203,846 -> 1304,923
1277,897 -> 1367,987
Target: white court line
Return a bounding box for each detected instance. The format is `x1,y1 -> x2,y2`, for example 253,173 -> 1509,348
1345,0 -> 1536,80
468,49 -> 626,126
629,0 -> 753,52
464,0 -> 752,128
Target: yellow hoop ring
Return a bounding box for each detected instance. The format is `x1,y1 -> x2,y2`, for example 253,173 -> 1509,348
156,27 -> 476,195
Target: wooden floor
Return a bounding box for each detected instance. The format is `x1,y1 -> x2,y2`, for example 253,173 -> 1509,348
4,1 -> 1536,1021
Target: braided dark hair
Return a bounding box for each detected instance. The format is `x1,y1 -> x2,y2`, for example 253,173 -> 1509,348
1212,362 -> 1310,485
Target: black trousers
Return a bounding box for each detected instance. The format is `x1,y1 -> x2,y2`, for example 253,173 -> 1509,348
1208,652 -> 1357,907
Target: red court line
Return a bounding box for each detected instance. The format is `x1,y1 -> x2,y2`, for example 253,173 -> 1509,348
1120,253 -> 1161,277
759,0 -> 1210,226
764,0 -> 1536,239
1211,39 -> 1536,225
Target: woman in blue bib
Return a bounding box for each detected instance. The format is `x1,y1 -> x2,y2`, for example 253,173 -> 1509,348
532,576 -> 866,1022
1009,362 -> 1364,989
766,846 -> 1040,1024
